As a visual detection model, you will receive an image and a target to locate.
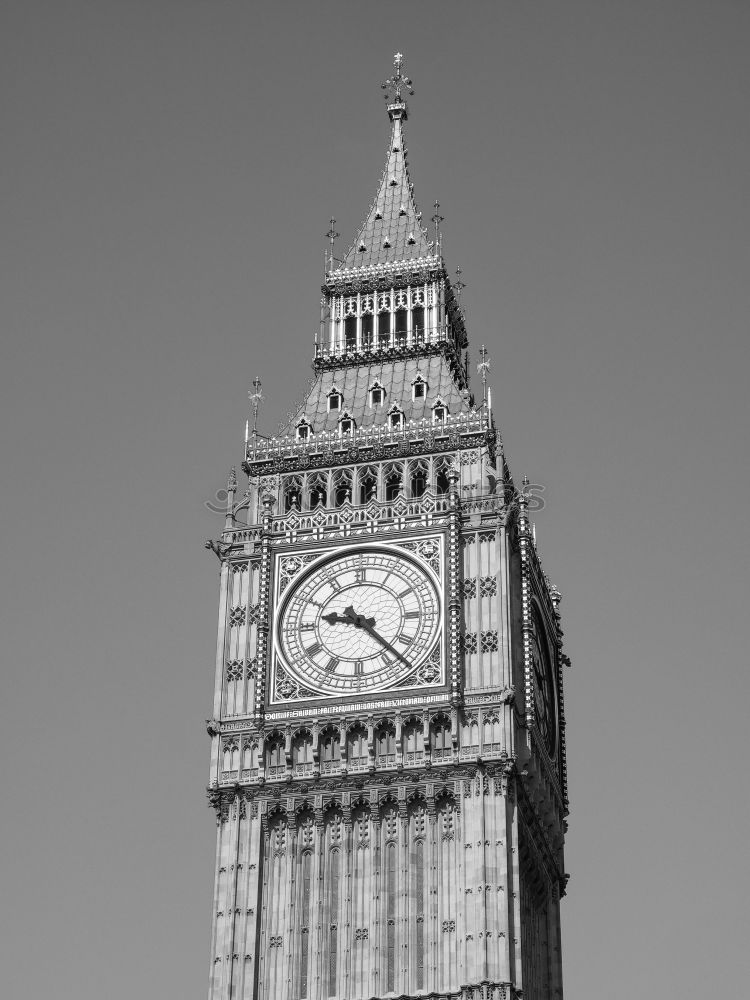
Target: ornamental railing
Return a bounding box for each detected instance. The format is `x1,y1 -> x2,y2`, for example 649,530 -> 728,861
245,410 -> 490,465
314,325 -> 457,361
269,495 -> 452,533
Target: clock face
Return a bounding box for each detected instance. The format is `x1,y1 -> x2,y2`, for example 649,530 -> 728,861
530,607 -> 557,757
276,547 -> 441,696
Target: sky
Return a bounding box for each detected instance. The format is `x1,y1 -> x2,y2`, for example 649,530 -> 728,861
1,2 -> 749,997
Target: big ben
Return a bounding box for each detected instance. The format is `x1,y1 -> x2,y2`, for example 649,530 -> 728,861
205,55 -> 569,1000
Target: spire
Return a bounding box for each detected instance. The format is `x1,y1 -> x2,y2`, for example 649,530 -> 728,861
336,54 -> 434,271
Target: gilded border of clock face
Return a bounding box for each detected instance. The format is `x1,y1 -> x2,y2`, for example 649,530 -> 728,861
530,604 -> 558,758
272,543 -> 443,700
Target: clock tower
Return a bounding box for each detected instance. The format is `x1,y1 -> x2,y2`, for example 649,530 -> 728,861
205,55 -> 569,1000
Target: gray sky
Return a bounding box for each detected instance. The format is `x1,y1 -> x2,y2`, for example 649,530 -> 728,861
1,2 -> 748,997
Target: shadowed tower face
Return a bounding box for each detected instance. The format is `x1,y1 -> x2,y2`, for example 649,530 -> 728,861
205,53 -> 569,1000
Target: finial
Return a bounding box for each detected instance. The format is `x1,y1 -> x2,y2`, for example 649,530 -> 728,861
454,266 -> 466,306
381,52 -> 414,119
325,217 -> 339,270
227,467 -> 237,493
248,377 -> 263,457
477,344 -> 492,405
431,200 -> 444,250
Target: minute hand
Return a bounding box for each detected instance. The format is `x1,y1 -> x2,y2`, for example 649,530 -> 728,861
356,620 -> 411,668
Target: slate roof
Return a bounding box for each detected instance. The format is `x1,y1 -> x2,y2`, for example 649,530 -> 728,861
281,354 -> 474,436
336,114 -> 434,270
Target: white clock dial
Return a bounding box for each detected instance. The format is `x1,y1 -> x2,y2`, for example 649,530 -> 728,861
277,547 -> 441,695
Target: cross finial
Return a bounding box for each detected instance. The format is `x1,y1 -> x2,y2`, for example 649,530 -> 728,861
454,265 -> 467,304
325,217 -> 340,269
382,51 -> 414,107
477,344 -> 492,404
431,199 -> 444,249
248,376 -> 263,430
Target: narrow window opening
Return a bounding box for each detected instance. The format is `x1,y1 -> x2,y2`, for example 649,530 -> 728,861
412,305 -> 424,341
411,468 -> 427,498
378,311 -> 391,346
361,313 -> 374,348
344,316 -> 356,351
384,469 -> 402,502
436,468 -> 450,495
413,380 -> 425,400
359,471 -> 378,504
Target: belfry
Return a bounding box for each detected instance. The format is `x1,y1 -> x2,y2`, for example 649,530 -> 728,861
205,54 -> 569,1000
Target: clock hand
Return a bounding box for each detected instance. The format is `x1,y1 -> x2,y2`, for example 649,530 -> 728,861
351,617 -> 412,668
322,607 -> 376,628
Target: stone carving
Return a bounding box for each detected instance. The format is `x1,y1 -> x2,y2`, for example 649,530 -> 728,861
226,660 -> 243,682
481,630 -> 499,652
462,632 -> 477,654
228,606 -> 245,627
397,537 -> 441,575
480,576 -> 497,597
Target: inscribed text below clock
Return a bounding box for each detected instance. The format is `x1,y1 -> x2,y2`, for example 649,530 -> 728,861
530,605 -> 558,758
276,547 -> 441,697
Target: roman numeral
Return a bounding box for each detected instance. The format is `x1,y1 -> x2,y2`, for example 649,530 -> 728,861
326,656 -> 340,672
327,577 -> 341,591
355,568 -> 367,582
396,633 -> 413,645
398,588 -> 413,598
404,611 -> 420,619
305,642 -> 322,657
300,623 -> 315,631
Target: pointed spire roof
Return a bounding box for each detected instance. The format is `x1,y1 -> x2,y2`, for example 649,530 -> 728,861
335,55 -> 434,271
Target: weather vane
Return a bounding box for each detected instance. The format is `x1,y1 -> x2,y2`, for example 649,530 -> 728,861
381,52 -> 414,104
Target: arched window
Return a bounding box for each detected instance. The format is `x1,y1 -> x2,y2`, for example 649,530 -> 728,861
308,472 -> 328,509
394,300 -> 407,346
369,380 -> 384,407
266,734 -> 286,778
344,315 -> 356,351
432,398 -> 449,425
292,731 -> 314,775
375,724 -> 396,767
412,305 -> 425,343
388,405 -> 404,430
222,740 -> 239,774
412,375 -> 427,400
327,387 -> 342,412
410,460 -> 428,498
482,713 -> 502,756
430,715 -> 452,761
338,413 -> 355,438
333,469 -> 352,506
320,729 -> 341,774
282,476 -> 302,513
403,719 -> 424,765
435,459 -> 451,496
296,419 -> 313,442
384,464 -> 403,502
361,297 -> 374,348
460,716 -> 479,759
358,467 -> 378,504
346,724 -> 369,771
378,307 -> 391,347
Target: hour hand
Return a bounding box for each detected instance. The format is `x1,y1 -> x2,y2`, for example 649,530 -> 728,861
322,611 -> 347,625
322,607 -> 376,627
